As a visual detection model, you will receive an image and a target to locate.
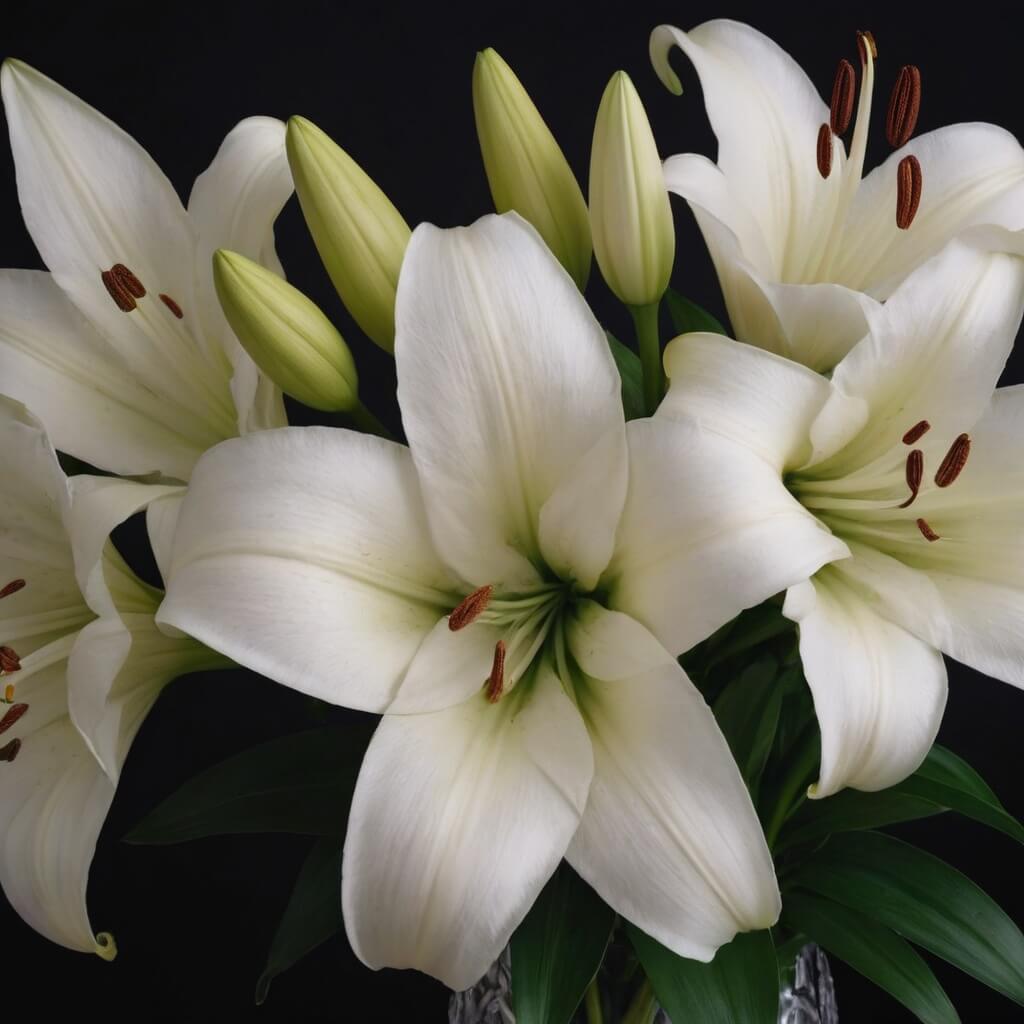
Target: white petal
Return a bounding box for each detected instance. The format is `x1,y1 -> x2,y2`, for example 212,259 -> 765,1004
566,604 -> 779,960
342,663 -> 592,990
158,428 -> 461,712
0,271 -> 212,480
145,489 -> 187,588
651,20 -> 841,279
608,419 -> 848,656
396,213 -> 625,590
817,240 -> 1024,471
784,570 -> 947,797
0,648 -> 115,956
187,116 -> 292,434
837,124 -> 1024,296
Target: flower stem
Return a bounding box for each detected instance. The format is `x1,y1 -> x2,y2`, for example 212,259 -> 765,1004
764,726 -> 820,849
583,977 -> 604,1024
622,978 -> 657,1024
346,400 -> 393,439
629,301 -> 663,416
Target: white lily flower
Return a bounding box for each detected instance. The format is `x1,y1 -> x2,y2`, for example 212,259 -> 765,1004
155,213 -> 851,989
657,236 -> 1024,797
0,60 -> 293,483
650,20 -> 1024,371
0,397 -> 224,956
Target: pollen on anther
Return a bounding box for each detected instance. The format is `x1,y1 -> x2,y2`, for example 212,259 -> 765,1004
830,59 -> 856,135
935,433 -> 970,488
902,420 -> 931,445
486,641 -> 506,703
159,293 -> 184,319
0,738 -> 21,763
916,517 -> 940,542
0,579 -> 25,600
886,64 -> 922,148
0,646 -> 20,674
101,269 -> 136,312
0,703 -> 28,737
816,123 -> 833,179
448,585 -> 494,631
899,449 -> 923,508
896,154 -> 923,229
111,263 -> 146,299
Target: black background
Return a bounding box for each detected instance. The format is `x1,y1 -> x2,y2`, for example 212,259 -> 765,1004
2,1 -> 1024,1020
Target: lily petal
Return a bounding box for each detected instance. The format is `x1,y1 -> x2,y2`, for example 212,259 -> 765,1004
396,213 -> 625,590
158,428 -> 461,712
784,570 -> 947,796
342,663 -> 592,990
566,603 -> 780,960
608,419 -> 848,657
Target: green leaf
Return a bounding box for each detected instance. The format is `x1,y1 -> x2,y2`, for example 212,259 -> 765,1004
702,602 -> 795,672
605,332 -> 645,420
713,655 -> 782,797
783,891 -> 959,1024
665,289 -> 728,337
628,925 -> 778,1024
126,723 -> 373,843
792,831 -> 1024,1005
256,836 -> 343,1004
511,864 -> 615,1024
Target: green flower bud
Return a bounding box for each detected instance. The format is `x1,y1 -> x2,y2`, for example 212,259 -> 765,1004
473,48 -> 591,290
286,116 -> 410,353
589,71 -> 675,307
213,249 -> 358,413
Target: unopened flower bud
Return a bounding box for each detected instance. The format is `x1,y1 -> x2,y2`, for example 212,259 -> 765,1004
286,116 -> 410,353
589,71 -> 675,307
473,48 -> 592,290
213,250 -> 358,413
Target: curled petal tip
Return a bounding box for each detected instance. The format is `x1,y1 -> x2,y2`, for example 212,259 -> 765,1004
95,931 -> 118,961
649,25 -> 685,96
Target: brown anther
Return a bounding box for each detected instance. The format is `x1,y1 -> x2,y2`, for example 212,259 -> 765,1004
159,293 -> 184,319
101,269 -> 137,312
830,59 -> 856,135
886,64 -> 921,148
916,517 -> 940,542
111,263 -> 146,299
0,646 -> 20,674
0,738 -> 21,763
816,123 -> 833,179
0,703 -> 28,737
898,449 -> 924,508
486,641 -> 506,703
896,154 -> 922,229
902,420 -> 931,445
856,30 -> 878,65
934,433 -> 971,488
0,579 -> 25,600
448,585 -> 494,632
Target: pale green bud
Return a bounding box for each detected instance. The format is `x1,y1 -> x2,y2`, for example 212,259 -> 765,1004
589,71 -> 675,307
286,116 -> 410,353
473,48 -> 592,290
213,249 -> 358,413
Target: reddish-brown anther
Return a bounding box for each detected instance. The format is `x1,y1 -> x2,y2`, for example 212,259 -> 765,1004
896,155 -> 923,229
486,641 -> 506,703
902,420 -> 931,445
899,449 -> 924,508
916,517 -> 940,542
816,123 -> 833,179
159,293 -> 184,319
830,59 -> 856,135
886,65 -> 922,148
449,585 -> 494,632
111,263 -> 146,298
0,738 -> 21,763
856,30 -> 878,66
0,579 -> 26,600
101,269 -> 136,312
0,646 -> 21,673
0,703 -> 28,736
934,433 -> 971,487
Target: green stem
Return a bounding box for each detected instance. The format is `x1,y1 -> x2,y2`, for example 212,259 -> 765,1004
629,301 -> 663,416
622,978 -> 657,1024
764,727 -> 820,850
346,399 -> 393,439
583,977 -> 604,1024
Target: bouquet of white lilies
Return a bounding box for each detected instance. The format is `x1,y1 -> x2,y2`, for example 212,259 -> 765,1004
2,17 -> 1024,1023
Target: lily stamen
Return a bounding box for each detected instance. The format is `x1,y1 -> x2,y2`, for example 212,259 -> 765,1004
101,267 -> 137,312
902,420 -> 931,445
448,585 -> 494,631
3,684 -> 14,704
829,59 -> 856,135
486,640 -> 506,703
885,65 -> 922,148
159,293 -> 184,319
0,738 -> 22,763
898,449 -> 923,508
896,154 -> 923,229
934,433 -> 970,487
0,579 -> 25,599
0,645 -> 21,673
111,263 -> 146,299
816,123 -> 833,179
0,703 -> 28,736
916,517 -> 940,542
